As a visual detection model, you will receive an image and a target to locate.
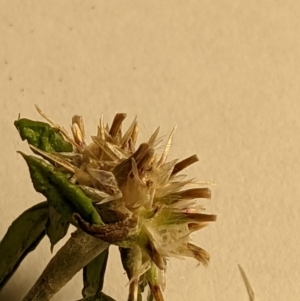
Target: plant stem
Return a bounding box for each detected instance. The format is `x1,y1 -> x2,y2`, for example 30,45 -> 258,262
21,229 -> 109,301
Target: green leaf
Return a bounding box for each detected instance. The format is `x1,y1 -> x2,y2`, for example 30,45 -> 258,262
0,201 -> 48,290
138,291 -> 143,301
119,247 -> 132,278
14,118 -> 72,152
82,248 -> 109,297
76,292 -> 117,301
147,292 -> 154,301
46,206 -> 70,252
19,153 -> 104,225
119,247 -> 145,301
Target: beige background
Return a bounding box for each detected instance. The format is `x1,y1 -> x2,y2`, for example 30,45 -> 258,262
1,1 -> 299,300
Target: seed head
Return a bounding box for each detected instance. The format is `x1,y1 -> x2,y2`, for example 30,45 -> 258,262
34,106 -> 216,301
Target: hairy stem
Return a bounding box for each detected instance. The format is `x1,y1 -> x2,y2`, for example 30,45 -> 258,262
21,229 -> 109,301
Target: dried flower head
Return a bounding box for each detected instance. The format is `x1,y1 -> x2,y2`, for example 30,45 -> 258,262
31,106 -> 216,301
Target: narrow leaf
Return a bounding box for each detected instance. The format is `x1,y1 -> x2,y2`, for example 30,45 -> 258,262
238,264 -> 255,301
46,206 -> 70,252
19,153 -> 104,225
82,248 -> 109,297
0,202 -> 48,290
14,118 -> 72,152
